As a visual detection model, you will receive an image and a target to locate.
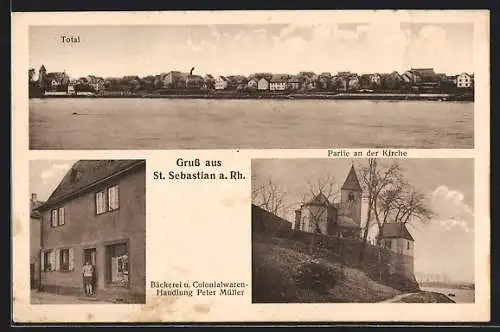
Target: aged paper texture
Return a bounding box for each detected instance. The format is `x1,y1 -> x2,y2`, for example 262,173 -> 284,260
12,10 -> 490,323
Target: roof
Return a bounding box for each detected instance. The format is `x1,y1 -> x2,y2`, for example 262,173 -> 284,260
217,76 -> 228,81
46,72 -> 68,80
338,216 -> 360,229
341,165 -> 362,191
38,160 -> 145,211
304,192 -> 331,206
270,78 -> 287,83
39,65 -> 46,72
380,223 -> 414,241
30,200 -> 45,218
410,68 -> 436,77
187,75 -> 204,81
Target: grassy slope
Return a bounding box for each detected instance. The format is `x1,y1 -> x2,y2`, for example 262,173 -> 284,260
252,241 -> 402,303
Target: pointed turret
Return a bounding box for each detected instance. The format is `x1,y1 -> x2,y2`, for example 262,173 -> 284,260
341,165 -> 361,191
340,164 -> 362,229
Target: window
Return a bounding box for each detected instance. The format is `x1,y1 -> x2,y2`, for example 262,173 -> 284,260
50,206 -> 66,227
43,250 -> 55,272
51,210 -> 58,227
407,241 -> 411,250
60,249 -> 70,271
58,207 -> 65,226
108,185 -> 119,211
348,192 -> 355,202
96,190 -> 106,214
385,240 -> 392,249
96,185 -> 119,214
105,243 -> 129,287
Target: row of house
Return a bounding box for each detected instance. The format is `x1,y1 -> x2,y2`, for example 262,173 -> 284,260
33,65 -> 475,94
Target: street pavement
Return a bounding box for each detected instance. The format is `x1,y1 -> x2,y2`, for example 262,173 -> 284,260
31,290 -> 110,304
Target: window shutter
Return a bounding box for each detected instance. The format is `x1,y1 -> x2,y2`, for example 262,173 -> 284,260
40,251 -> 45,272
59,207 -> 65,225
50,251 -> 56,271
54,249 -> 60,271
69,248 -> 74,271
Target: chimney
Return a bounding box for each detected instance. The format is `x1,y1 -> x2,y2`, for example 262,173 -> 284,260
31,193 -> 38,210
294,209 -> 302,230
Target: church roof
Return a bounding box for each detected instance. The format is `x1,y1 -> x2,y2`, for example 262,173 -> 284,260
341,165 -> 361,191
304,192 -> 331,206
380,223 -> 414,241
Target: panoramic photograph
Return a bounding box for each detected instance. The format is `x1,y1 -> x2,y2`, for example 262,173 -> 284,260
251,158 -> 475,303
30,159 -> 146,304
28,23 -> 474,150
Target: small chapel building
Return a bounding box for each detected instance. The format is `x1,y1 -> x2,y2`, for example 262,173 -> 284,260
293,165 -> 363,239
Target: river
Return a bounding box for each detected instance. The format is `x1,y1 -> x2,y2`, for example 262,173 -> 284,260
420,286 -> 475,303
29,98 -> 474,150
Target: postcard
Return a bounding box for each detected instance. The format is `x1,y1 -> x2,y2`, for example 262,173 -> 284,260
12,10 -> 490,323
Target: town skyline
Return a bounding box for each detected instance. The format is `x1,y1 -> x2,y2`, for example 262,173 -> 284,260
30,63 -> 473,82
30,23 -> 474,78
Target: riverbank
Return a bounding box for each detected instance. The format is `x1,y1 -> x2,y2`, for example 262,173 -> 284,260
383,291 -> 456,303
33,91 -> 474,102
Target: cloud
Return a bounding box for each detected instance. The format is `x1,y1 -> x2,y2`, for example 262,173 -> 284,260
437,218 -> 472,233
41,163 -> 70,184
208,25 -> 221,40
418,25 -> 447,43
429,185 -> 474,233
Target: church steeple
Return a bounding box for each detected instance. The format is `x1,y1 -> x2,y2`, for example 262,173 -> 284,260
340,164 -> 362,228
341,165 -> 361,191
38,65 -> 47,89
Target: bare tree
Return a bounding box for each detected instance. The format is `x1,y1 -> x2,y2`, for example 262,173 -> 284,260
358,159 -> 434,264
392,185 -> 433,225
252,179 -> 287,218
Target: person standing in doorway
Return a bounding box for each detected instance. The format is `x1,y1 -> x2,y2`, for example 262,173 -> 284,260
82,261 -> 94,296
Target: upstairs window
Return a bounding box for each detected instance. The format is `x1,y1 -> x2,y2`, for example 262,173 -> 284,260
108,185 -> 119,211
96,191 -> 106,214
51,206 -> 66,227
407,241 -> 411,250
348,192 -> 355,202
58,207 -> 65,226
51,210 -> 58,227
96,184 -> 120,215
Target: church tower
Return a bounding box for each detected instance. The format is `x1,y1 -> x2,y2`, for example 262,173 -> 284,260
38,65 -> 46,89
340,164 -> 362,227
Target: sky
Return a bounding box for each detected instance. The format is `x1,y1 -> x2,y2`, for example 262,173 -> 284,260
30,160 -> 77,202
29,22 -> 473,79
251,158 -> 475,283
